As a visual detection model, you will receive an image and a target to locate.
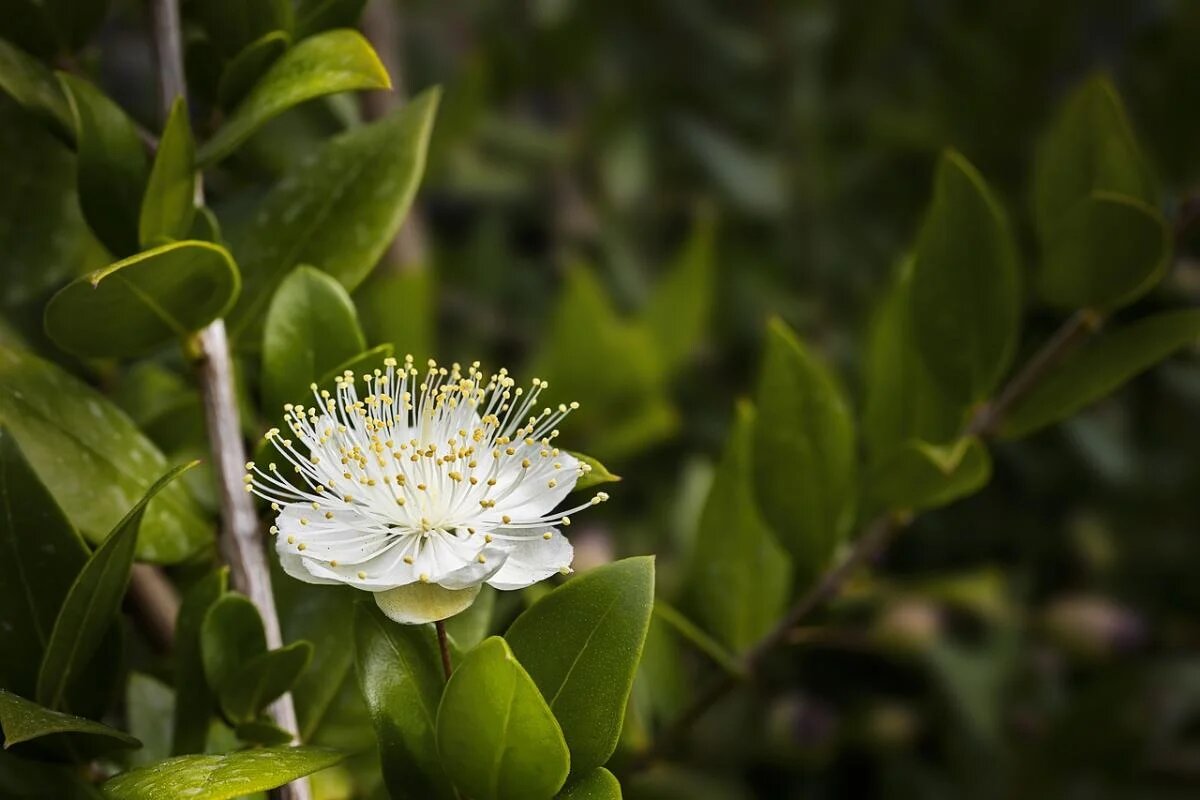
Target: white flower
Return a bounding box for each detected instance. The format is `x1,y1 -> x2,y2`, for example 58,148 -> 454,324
245,356 -> 608,624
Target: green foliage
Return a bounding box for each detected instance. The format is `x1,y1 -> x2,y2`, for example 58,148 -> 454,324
557,767 -> 622,799
436,637 -> 570,800
569,451 -> 621,492
139,98 -> 196,247
867,437 -> 992,512
295,0 -> 368,39
215,31 -> 290,110
220,641 -> 313,724
188,0 -> 292,59
354,269 -> 435,358
171,570 -> 227,755
99,747 -> 344,799
0,38 -> 72,141
644,216 -> 716,373
0,689 -> 139,752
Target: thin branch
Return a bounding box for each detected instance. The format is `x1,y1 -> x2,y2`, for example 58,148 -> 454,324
435,620 -> 454,681
126,564 -> 179,653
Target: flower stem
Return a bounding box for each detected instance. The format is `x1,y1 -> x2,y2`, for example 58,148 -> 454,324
435,620 -> 454,681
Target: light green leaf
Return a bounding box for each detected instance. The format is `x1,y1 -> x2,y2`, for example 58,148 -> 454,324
201,593 -> 268,709
505,557 -> 655,777
295,0 -> 368,39
437,637 -> 570,800
216,31 -> 289,110
100,747 -> 344,800
910,151 -> 1020,403
0,38 -> 73,142
139,98 -> 195,247
355,268 -> 435,358
687,403 -> 790,652
353,603 -> 454,800
868,437 -> 992,512
172,569 -> 227,755
36,462 -> 196,711
45,240 -> 240,358
261,264 -> 365,415
57,73 -> 149,256
199,29 -> 390,166
1002,309 -> 1200,439
558,768 -> 622,800
0,689 -> 140,751
569,451 -> 621,493
752,319 -> 856,578
643,216 -> 715,372
228,87 -> 439,341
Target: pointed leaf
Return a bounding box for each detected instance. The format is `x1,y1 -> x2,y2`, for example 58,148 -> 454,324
558,768 -> 622,800
139,97 -> 196,247
868,437 -> 992,512
188,0 -> 292,58
0,38 -> 73,142
221,641 -> 313,724
643,216 -> 715,372
569,451 -> 621,493
216,31 -> 289,110
0,689 -> 139,751
100,747 -> 344,799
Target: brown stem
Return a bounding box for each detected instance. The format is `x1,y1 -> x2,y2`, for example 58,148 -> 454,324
435,620 -> 454,681
126,564 -> 180,653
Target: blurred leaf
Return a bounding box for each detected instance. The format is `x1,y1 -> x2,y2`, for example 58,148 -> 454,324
0,38 -> 73,142
261,264 -> 365,415
216,31 -> 289,110
0,748 -> 103,798
40,0 -> 111,53
100,747 -> 344,799
234,719 -> 294,746
125,673 -> 173,767
1002,309 -> 1200,439
0,433 -> 89,697
353,603 -> 453,800
569,451 -> 621,492
867,437 -> 992,512
316,343 -> 394,390
220,641 -> 312,724
651,602 -> 740,678
643,217 -> 715,372
676,116 -> 785,216
924,627 -> 1019,746
189,206 -> 224,245
295,0 -> 368,39
228,87 -> 439,341
36,462 -> 196,711
188,0 -> 292,58
57,73 -> 149,256
437,637 -> 570,800
199,30 -> 390,165
910,151 -> 1020,403
45,241 -> 240,358
0,689 -> 139,751
172,569 -> 227,755
506,557 -> 655,778
444,584 -> 496,655
558,768 -> 622,799
687,403 -> 790,652
355,269 -> 435,358
201,593 -> 267,711
139,98 -> 196,247
752,319 -> 855,579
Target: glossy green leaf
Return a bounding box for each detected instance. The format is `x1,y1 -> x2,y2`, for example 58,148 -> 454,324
1002,309 -> 1200,439
139,98 -> 195,247
199,30 -> 390,166
261,264 -> 365,414
687,403 -> 790,652
228,87 -> 439,340
216,31 -> 289,110
910,151 -> 1020,403
295,0 -> 368,38
353,603 -> 453,800
0,38 -> 73,142
221,641 -> 313,724
0,433 -> 89,697
868,437 -> 992,512
45,240 -> 240,358
201,593 -> 268,706
36,462 -> 196,711
188,0 -> 292,58
100,747 -> 344,800
355,269 -> 435,358
0,689 -> 139,751
558,768 -> 622,800
752,319 -> 856,578
172,569 -> 228,755
437,637 -> 570,800
643,216 -> 715,372
58,73 -> 149,256
506,557 -> 655,777
0,348 -> 210,562
569,451 -> 621,493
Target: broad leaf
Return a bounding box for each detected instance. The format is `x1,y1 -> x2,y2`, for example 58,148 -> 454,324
437,637 -> 570,800
216,31 -> 289,110
0,38 -> 73,142
909,151 -> 1020,403
558,768 -> 622,799
752,319 -> 856,578
353,603 -> 453,799
569,451 -> 621,493
45,240 -> 239,358
100,747 -> 344,800
867,437 -> 992,512
295,0 -> 368,38
201,593 -> 268,706
643,216 -> 715,372
0,689 -> 139,752
36,462 -> 196,711
139,97 -> 196,247
505,557 -> 655,777
1002,309 -> 1200,439
199,29 -> 390,166
228,87 -> 439,340
220,641 -> 313,724
172,569 -> 228,755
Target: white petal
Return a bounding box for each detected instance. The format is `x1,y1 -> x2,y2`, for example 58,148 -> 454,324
492,451 -> 580,522
275,540 -> 341,586
435,543 -> 508,589
486,527 -> 573,591
374,582 -> 482,624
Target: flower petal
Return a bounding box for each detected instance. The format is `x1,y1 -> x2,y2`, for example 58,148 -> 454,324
486,527 -> 574,591
374,582 -> 482,624
275,540 -> 341,586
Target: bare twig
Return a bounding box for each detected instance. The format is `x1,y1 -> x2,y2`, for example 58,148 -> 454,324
435,620 -> 454,681
126,564 -> 180,653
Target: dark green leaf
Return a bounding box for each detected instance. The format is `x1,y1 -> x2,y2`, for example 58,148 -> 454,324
354,269 -> 435,358
0,748 -> 104,798
752,318 -> 856,578
867,437 -> 992,512
188,0 -> 292,58
36,462 -> 196,711
216,31 -> 289,110
100,747 -> 344,800
295,0 -> 368,39
353,603 -> 453,800
910,151 -> 1020,403
198,29 -> 390,166
172,569 -> 228,755
220,641 -> 313,724
234,719 -> 294,746
139,97 -> 196,247
569,451 -> 621,493
45,240 -> 239,358
0,689 -> 139,751
201,593 -> 268,708
1002,309 -> 1200,439
558,768 -> 622,800
40,0 -> 111,53
228,87 -> 439,341
643,216 -> 714,372
437,637 -> 570,800
0,38 -> 73,142
505,557 -> 655,777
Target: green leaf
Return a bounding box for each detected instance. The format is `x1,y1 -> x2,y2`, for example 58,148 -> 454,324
0,38 -> 73,142
172,569 -> 227,754
0,348 -> 210,562
228,87 -> 439,341
57,73 -> 149,256
36,462 -> 196,711
0,433 -> 89,697
353,603 -> 454,800
687,403 -> 790,652
199,29 -> 390,166
295,0 -> 368,39
569,451 -> 621,493
355,269 -> 436,358
188,0 -> 292,58
201,593 -> 268,708
45,240 -> 240,358
216,31 -> 290,110
867,437 -> 992,512
139,98 -> 195,247
752,319 -> 856,578
558,768 -> 622,800
220,641 -> 313,724
651,602 -> 740,679
505,557 -> 655,777
909,151 -> 1020,403
316,343 -> 395,390
1002,309 -> 1200,439
261,264 -> 365,415
443,584 -> 496,656
437,637 -> 570,800
0,748 -> 104,798
234,719 -> 294,746
125,673 -> 173,767
100,747 -> 344,800
643,216 -> 715,372
0,689 -> 140,751
1036,192 -> 1170,311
